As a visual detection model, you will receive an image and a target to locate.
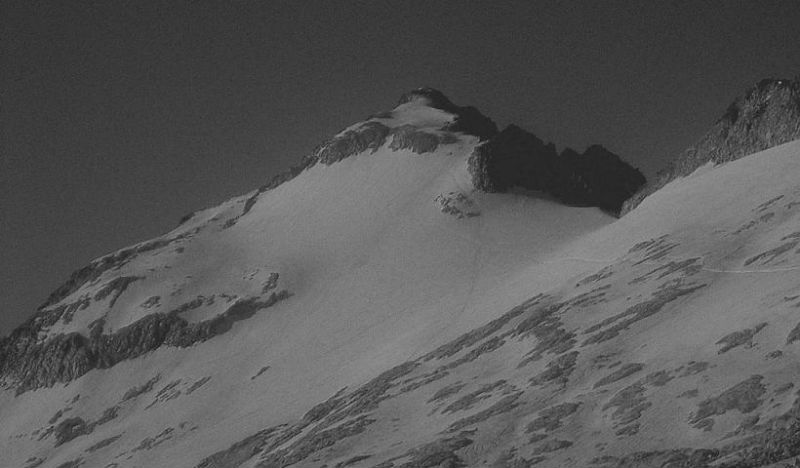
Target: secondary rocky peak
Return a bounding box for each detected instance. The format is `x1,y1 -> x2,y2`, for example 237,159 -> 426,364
398,87 -> 457,110
398,87 -> 498,140
621,76 -> 800,215
469,124 -> 646,215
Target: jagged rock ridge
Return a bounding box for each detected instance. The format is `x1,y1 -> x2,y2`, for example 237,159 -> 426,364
621,77 -> 800,215
239,88 -> 644,222
469,125 -> 646,214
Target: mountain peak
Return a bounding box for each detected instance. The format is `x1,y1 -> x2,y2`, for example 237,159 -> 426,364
397,87 -> 457,110
241,88 -> 643,216
621,76 -> 800,215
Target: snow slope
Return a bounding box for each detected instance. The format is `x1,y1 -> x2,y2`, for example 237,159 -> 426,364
2,95 -> 800,468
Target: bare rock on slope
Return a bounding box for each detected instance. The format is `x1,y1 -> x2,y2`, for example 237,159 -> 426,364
621,77 -> 800,215
469,124 -> 646,214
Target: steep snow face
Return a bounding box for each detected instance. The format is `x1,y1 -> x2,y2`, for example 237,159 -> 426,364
2,93 -> 799,467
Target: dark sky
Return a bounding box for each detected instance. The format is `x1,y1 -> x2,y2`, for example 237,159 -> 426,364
2,0 -> 799,336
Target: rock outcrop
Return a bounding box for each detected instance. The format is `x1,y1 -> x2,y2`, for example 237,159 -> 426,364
0,281 -> 289,394
621,77 -> 800,215
469,125 -> 646,214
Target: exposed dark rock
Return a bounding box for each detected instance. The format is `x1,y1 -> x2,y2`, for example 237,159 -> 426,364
530,438 -> 573,455
251,365 -> 271,380
1,287 -> 290,394
594,363 -> 645,388
23,457 -> 46,468
428,381 -> 466,404
787,322 -> 800,345
589,448 -> 719,468
177,211 -> 195,226
526,402 -> 581,433
434,192 -> 480,219
54,458 -> 84,468
388,125 -> 444,154
37,231 -> 195,310
442,380 -> 507,414
643,370 -> 673,387
680,361 -> 711,377
48,407 -> 72,424
514,302 -> 576,368
569,285 -> 612,308
140,296 -> 161,309
398,87 -> 498,140
255,416 -> 376,468
122,374 -> 161,402
744,239 -> 798,266
145,379 -> 183,409
691,375 -> 766,426
603,382 -> 650,428
132,427 -> 175,452
398,368 -> 450,394
185,377 -> 212,395
423,295 -> 544,361
94,276 -> 143,308
61,296 -> 91,324
716,323 -> 768,354
52,405 -> 120,447
615,423 -> 640,436
389,435 -> 473,468
583,282 -> 706,345
629,258 -> 703,285
446,392 -> 522,432
55,417 -> 91,446
468,125 -> 645,214
312,122 -> 392,165
335,455 -> 371,468
529,351 -> 579,387
441,336 -> 506,370
195,427 -> 284,468
622,77 -> 800,215
85,434 -> 123,453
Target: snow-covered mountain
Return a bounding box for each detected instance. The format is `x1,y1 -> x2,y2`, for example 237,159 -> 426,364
2,81 -> 800,468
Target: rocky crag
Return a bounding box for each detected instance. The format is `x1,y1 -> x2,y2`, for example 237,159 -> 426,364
469,125 -> 645,214
621,77 -> 800,215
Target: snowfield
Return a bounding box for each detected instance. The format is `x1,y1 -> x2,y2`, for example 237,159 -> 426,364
2,94 -> 800,468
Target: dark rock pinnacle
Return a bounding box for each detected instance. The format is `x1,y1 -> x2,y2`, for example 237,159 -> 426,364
469,124 -> 646,215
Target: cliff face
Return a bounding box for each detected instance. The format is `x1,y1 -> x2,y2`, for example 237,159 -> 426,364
469,125 -> 646,215
621,77 -> 800,215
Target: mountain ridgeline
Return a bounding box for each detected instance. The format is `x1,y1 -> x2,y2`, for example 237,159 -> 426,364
238,87 -> 645,219
2,79 -> 800,468
621,77 -> 800,214
2,79 -> 799,397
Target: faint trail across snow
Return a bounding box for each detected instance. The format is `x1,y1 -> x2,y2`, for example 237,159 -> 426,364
535,255 -> 800,275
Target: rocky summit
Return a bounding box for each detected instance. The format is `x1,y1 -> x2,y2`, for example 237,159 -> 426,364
621,77 -> 800,215
2,83 -> 800,468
